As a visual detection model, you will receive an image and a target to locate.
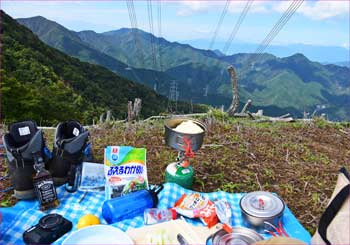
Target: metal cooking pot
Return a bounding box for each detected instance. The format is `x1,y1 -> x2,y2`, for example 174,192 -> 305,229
206,228 -> 264,245
240,191 -> 285,229
164,118 -> 206,152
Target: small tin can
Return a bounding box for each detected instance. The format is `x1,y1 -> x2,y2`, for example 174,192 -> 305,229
240,191 -> 285,229
208,228 -> 264,245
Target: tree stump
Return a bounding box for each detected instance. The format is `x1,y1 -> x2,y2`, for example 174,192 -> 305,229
227,66 -> 240,116
127,98 -> 142,122
106,110 -> 111,122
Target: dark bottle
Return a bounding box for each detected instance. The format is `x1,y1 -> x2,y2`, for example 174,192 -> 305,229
32,152 -> 59,210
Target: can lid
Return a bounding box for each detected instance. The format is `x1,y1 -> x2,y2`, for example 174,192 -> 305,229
212,228 -> 263,245
240,191 -> 284,218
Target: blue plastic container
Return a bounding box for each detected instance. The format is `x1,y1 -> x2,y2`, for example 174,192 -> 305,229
102,185 -> 163,224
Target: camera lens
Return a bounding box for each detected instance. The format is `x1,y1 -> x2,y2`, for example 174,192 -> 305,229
39,214 -> 62,230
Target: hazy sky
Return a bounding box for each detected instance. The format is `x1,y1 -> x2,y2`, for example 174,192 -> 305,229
2,0 -> 349,50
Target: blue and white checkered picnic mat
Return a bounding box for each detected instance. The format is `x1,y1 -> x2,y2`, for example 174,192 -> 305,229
0,183 -> 311,244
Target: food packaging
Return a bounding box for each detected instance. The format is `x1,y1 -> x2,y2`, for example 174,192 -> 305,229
174,193 -> 219,228
104,146 -> 148,199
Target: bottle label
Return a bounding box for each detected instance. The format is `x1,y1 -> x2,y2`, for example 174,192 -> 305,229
34,178 -> 58,205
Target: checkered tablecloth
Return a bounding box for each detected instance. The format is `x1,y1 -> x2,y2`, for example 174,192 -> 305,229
0,183 -> 311,244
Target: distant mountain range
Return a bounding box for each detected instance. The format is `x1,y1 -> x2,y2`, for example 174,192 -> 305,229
1,11 -> 206,124
323,61 -> 350,68
184,39 -> 350,65
17,16 -> 350,121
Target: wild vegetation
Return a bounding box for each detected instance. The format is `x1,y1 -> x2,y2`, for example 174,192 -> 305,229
1,115 -> 349,235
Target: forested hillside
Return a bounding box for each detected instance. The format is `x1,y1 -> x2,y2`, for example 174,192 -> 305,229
1,11 -> 206,125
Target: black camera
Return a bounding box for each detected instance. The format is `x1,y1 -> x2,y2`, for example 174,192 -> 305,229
23,213 -> 72,244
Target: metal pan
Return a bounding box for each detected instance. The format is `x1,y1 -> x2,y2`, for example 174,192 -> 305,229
164,118 -> 206,152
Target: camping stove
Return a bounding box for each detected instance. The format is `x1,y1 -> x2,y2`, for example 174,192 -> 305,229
164,118 -> 206,189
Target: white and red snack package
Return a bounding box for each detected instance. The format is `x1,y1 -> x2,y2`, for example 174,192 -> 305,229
174,193 -> 219,228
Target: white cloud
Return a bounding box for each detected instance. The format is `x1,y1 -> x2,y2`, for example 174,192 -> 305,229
341,42 -> 350,50
228,1 -> 269,14
176,0 -> 348,20
300,1 -> 348,20
273,1 -> 348,20
2,1 -> 129,32
176,1 -> 213,16
175,1 -> 269,16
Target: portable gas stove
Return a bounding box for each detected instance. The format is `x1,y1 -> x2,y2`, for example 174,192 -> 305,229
164,118 -> 206,189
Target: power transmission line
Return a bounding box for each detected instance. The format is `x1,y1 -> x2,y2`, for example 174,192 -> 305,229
250,0 -> 304,64
254,7 -> 299,57
233,0 -> 303,83
222,0 -> 254,55
128,0 -> 138,27
208,0 -> 231,51
216,0 -> 254,85
219,0 -> 303,97
254,0 -> 302,54
146,0 -> 163,92
125,0 -> 146,68
147,0 -> 158,70
119,0 -> 145,83
157,0 -> 163,72
126,0 -> 138,47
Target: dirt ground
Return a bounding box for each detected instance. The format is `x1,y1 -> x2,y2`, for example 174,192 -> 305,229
1,117 -> 350,234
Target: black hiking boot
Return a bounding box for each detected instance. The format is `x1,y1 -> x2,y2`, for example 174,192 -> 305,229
2,120 -> 49,199
48,120 -> 92,192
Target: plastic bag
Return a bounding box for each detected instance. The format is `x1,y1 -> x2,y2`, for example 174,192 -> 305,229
174,193 -> 219,228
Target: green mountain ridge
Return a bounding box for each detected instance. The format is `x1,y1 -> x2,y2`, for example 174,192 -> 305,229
16,16 -> 190,95
95,28 -> 223,70
2,11 -> 206,125
16,16 -> 132,74
17,16 -> 350,121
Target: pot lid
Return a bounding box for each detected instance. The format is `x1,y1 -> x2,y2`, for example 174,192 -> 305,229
212,228 -> 263,245
240,191 -> 285,218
